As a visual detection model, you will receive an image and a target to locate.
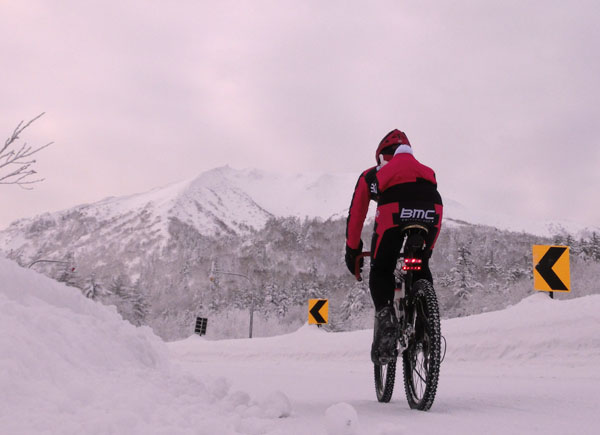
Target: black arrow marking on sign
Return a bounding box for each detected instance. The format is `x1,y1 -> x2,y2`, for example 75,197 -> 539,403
535,247 -> 568,291
310,300 -> 327,324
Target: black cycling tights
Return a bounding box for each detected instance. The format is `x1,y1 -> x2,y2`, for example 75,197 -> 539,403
369,227 -> 433,312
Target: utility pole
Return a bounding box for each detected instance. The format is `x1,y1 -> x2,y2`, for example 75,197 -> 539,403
210,264 -> 255,338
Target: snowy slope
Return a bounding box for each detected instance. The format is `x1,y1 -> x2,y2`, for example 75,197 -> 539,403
193,167 -> 358,220
3,255 -> 599,434
78,166 -> 359,229
0,257 -> 293,435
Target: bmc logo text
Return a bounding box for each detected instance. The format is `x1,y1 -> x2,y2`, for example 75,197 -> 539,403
400,208 -> 435,220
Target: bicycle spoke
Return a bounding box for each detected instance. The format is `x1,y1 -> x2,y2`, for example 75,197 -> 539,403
414,364 -> 427,384
413,353 -> 427,395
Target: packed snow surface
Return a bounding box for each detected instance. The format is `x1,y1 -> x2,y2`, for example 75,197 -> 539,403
171,294 -> 600,434
2,256 -> 600,434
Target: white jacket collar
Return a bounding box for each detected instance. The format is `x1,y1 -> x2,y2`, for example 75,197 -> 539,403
394,144 -> 413,155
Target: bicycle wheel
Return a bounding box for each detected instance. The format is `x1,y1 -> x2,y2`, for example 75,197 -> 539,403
402,279 -> 441,410
374,359 -> 396,403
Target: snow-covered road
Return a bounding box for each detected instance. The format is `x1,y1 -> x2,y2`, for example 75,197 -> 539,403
170,313 -> 600,435
173,359 -> 600,434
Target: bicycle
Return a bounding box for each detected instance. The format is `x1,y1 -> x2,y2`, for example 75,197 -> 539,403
355,225 -> 442,411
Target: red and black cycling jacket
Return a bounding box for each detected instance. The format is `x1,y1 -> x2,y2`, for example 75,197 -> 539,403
345,153 -> 443,253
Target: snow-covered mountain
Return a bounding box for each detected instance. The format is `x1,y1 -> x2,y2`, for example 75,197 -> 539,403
1,166 -> 596,259
0,166 -> 359,257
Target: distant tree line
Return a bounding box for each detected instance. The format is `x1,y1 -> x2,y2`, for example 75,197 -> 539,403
7,216 -> 600,340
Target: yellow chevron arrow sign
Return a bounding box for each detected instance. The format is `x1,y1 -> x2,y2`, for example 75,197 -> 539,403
308,299 -> 328,324
533,245 -> 570,292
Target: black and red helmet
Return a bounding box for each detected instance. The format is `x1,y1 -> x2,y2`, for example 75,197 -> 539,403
375,129 -> 411,163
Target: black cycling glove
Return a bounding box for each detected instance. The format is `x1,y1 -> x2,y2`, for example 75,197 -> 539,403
345,240 -> 364,275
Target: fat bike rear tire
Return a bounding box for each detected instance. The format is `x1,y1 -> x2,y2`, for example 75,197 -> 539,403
402,279 -> 441,411
374,359 -> 396,403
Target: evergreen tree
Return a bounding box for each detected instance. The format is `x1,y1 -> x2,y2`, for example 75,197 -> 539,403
83,273 -> 103,300
263,283 -> 290,318
130,279 -> 150,326
56,252 -> 80,288
483,249 -> 500,279
591,232 -> 600,262
339,282 -> 371,326
553,234 -> 563,245
454,245 -> 476,300
578,237 -> 591,260
108,274 -> 149,326
565,234 -> 578,256
565,233 -> 574,246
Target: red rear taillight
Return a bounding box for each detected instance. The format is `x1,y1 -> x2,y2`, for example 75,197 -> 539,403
402,258 -> 422,271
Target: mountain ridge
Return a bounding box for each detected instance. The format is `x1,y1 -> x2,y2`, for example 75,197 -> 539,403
1,166 -> 597,257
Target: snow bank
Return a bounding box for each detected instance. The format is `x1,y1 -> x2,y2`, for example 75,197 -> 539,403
0,257 -> 290,434
171,293 -> 600,370
170,322 -> 373,363
444,292 -> 600,365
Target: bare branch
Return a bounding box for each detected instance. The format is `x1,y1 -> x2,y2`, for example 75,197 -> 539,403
1,113 -> 53,188
0,163 -> 34,183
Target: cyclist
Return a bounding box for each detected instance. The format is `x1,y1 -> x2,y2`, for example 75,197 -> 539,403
344,129 -> 443,364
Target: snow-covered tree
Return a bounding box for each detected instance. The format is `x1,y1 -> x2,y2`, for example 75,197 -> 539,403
591,233 -> 600,261
83,273 -> 103,300
454,245 -> 477,300
107,274 -> 149,327
339,282 -> 371,327
263,283 -> 290,318
483,248 -> 500,280
129,279 -> 150,327
55,252 -> 80,288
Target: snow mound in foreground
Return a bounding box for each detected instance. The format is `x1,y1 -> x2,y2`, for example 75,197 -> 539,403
325,402 -> 359,435
0,257 -> 289,434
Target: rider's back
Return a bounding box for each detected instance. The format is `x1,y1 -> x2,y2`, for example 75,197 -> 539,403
375,151 -> 441,207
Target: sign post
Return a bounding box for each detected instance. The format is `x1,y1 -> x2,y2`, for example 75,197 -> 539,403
533,245 -> 570,298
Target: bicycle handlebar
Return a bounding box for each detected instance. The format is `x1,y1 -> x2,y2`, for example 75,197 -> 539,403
355,251 -> 371,281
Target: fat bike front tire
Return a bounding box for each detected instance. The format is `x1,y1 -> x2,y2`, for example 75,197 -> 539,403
374,359 -> 396,403
402,279 -> 441,411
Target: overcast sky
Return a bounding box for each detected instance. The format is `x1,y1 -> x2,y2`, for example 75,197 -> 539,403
1,0 -> 599,230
